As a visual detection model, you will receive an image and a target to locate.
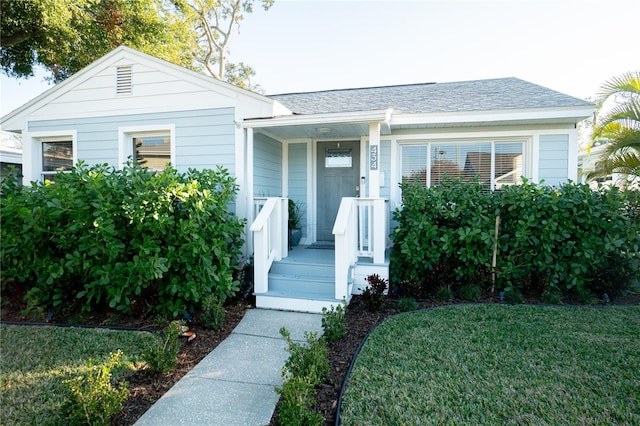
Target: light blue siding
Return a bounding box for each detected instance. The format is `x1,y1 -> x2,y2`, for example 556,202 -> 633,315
253,133 -> 282,197
28,108 -> 236,174
288,142 -> 308,237
539,134 -> 569,186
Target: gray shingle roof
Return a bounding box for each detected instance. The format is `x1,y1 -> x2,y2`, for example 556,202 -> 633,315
268,77 -> 592,115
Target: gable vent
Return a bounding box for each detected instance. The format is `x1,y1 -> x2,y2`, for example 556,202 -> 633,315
116,65 -> 132,95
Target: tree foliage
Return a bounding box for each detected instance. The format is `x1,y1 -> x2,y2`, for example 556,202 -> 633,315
1,0 -> 197,82
587,71 -> 640,185
172,0 -> 273,91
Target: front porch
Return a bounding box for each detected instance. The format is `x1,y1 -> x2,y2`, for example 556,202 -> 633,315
254,244 -> 390,313
250,197 -> 390,313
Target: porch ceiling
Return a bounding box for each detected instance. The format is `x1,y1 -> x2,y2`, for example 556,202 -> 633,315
244,109 -> 392,140
255,121 -> 387,139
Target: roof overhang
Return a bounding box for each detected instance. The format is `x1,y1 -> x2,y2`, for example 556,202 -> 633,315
243,109 -> 392,139
390,105 -> 594,129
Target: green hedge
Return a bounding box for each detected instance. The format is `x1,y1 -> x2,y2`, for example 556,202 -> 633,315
1,162 -> 245,317
390,179 -> 640,299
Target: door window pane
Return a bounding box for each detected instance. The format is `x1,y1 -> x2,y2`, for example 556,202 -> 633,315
325,148 -> 352,168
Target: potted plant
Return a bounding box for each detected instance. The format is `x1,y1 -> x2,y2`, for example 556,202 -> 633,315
288,199 -> 304,247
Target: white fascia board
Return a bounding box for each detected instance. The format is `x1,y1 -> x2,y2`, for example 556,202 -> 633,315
243,109 -> 392,128
390,105 -> 594,127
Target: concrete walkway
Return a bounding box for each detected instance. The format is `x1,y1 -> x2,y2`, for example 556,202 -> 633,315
134,309 -> 323,426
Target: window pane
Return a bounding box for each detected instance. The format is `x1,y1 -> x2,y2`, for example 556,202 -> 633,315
431,143 -> 491,186
134,136 -> 170,170
495,142 -> 523,189
42,141 -> 73,172
401,145 -> 427,186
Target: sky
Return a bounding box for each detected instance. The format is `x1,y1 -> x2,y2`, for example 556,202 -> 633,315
1,0 -> 639,117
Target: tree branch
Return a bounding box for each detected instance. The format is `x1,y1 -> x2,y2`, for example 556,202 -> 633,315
0,31 -> 31,48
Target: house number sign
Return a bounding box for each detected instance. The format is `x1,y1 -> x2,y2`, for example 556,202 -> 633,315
369,145 -> 378,170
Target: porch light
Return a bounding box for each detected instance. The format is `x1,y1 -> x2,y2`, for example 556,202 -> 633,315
316,127 -> 332,134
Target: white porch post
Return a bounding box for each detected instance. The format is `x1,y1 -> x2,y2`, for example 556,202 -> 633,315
246,128 -> 254,255
368,122 -> 381,198
372,198 -> 386,264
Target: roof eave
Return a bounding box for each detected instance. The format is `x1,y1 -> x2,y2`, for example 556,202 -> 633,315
390,105 -> 595,127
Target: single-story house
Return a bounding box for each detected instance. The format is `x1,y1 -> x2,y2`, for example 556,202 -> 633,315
1,46 -> 594,312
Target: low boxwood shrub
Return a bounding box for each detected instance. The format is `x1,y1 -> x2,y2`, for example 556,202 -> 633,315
201,295 -> 226,331
321,301 -> 347,342
1,161 -> 245,317
63,350 -> 129,426
397,297 -> 419,312
391,178 -> 640,300
143,321 -> 183,374
276,327 -> 328,425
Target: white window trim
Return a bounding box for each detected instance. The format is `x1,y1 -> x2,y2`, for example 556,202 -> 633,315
24,129 -> 78,184
397,137 -> 529,191
118,124 -> 176,169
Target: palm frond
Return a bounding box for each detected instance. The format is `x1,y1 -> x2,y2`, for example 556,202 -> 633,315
595,71 -> 640,109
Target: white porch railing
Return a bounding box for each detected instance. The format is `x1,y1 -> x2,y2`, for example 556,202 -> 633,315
333,197 -> 388,300
250,197 -> 288,294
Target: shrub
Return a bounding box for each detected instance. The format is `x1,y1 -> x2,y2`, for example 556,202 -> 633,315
275,376 -> 324,426
397,297 -> 419,312
63,350 -> 129,426
363,274 -> 388,311
0,162 -> 245,317
502,287 -> 524,304
435,285 -> 454,301
143,321 -> 182,373
458,284 -> 482,301
321,301 -> 347,342
391,179 -> 640,299
201,295 -> 226,330
276,327 -> 328,425
540,290 -> 562,305
279,328 -> 329,386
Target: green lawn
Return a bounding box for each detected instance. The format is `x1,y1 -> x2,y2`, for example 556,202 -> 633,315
341,305 -> 640,425
0,324 -> 153,425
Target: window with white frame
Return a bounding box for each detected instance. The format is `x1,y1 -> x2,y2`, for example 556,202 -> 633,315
120,126 -> 174,171
41,139 -> 73,181
401,140 -> 524,190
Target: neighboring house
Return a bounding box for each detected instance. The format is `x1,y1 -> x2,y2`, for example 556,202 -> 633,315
1,46 -> 594,312
0,130 -> 22,181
